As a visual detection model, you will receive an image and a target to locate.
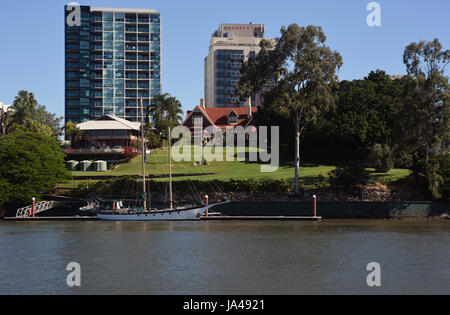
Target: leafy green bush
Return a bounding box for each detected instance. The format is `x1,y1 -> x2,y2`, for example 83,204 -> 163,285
69,177 -> 295,199
0,128 -> 70,206
328,164 -> 370,187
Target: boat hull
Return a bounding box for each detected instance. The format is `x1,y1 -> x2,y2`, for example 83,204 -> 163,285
97,207 -> 207,221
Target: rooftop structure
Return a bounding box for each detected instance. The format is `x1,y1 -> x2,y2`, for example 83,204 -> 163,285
184,102 -> 257,135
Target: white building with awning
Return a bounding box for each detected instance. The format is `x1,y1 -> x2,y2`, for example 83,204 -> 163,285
75,115 -> 141,148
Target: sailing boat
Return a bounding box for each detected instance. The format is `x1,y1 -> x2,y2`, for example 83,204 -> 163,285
97,99 -> 228,221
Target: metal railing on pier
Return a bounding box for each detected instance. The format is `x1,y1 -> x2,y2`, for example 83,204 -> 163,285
16,201 -> 55,218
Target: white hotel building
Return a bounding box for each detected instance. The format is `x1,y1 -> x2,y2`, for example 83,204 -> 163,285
204,24 -> 273,108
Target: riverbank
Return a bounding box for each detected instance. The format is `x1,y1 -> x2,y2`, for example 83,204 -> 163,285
2,179 -> 448,220
2,199 -> 448,220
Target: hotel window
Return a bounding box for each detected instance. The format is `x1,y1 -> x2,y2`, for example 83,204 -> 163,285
150,52 -> 160,60
150,24 -> 160,33
104,22 -> 113,31
67,100 -> 79,106
116,107 -> 125,116
150,14 -> 160,23
139,35 -> 149,42
115,32 -> 125,41
115,60 -> 125,69
104,89 -> 114,98
80,60 -> 90,69
104,60 -> 113,69
104,41 -> 114,51
139,82 -> 149,89
115,13 -> 125,22
104,70 -> 114,79
138,91 -> 149,98
67,80 -> 79,88
104,51 -> 114,59
66,43 -> 79,50
67,109 -> 79,116
67,90 -> 79,97
104,98 -> 114,107
115,42 -> 125,51
80,79 -> 90,88
115,80 -> 125,88
114,23 -> 125,33
67,72 -> 79,79
91,110 -> 102,117
116,51 -> 125,59
115,89 -> 125,97
103,13 -> 113,22
126,81 -> 137,88
80,98 -> 89,106
126,15 -> 137,23
115,70 -> 124,79
104,79 -> 114,87
80,88 -> 90,98
150,34 -> 160,42
80,41 -> 90,50
104,32 -> 113,41
115,98 -> 125,106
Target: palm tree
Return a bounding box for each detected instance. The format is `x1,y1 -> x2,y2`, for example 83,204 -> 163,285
64,121 -> 83,148
166,97 -> 184,124
153,93 -> 170,123
8,90 -> 38,128
152,93 -> 184,125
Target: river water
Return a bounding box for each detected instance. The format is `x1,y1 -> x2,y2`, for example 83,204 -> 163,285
0,219 -> 448,295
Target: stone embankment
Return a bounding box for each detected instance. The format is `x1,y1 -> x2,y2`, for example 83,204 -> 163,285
153,183 -> 426,204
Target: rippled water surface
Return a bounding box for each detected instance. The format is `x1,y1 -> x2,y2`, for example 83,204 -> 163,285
0,219 -> 448,295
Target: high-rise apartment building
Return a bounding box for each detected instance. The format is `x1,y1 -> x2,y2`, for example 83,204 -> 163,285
204,24 -> 272,108
64,6 -> 161,124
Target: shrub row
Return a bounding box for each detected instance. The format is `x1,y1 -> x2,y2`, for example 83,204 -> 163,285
68,177 -> 296,199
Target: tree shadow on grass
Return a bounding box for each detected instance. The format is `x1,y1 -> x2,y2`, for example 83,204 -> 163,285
298,175 -> 329,188
368,172 -> 411,185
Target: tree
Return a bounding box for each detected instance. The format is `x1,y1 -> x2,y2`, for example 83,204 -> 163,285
314,70 -> 405,170
153,93 -> 184,125
237,39 -> 277,106
144,123 -> 163,148
36,105 -> 64,137
7,90 -> 38,130
0,128 -> 70,206
6,90 -> 63,137
239,24 -> 343,192
402,39 -> 450,164
64,121 -> 83,147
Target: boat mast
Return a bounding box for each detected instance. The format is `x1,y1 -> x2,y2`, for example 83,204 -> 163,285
140,97 -> 147,212
168,127 -> 173,210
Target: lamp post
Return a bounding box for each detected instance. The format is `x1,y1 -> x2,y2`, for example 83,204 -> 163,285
313,195 -> 317,218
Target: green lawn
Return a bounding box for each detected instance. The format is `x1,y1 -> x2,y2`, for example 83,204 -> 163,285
62,147 -> 411,189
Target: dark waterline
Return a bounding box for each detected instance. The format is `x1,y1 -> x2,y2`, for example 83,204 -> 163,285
0,219 -> 449,295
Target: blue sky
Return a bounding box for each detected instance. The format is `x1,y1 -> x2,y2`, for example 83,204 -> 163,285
0,0 -> 448,118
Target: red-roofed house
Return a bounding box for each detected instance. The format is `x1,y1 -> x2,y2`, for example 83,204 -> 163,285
183,102 -> 258,138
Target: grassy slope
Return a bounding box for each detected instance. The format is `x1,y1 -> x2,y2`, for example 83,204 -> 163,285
63,147 -> 411,188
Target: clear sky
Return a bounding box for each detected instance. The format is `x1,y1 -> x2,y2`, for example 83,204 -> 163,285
0,0 -> 449,118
